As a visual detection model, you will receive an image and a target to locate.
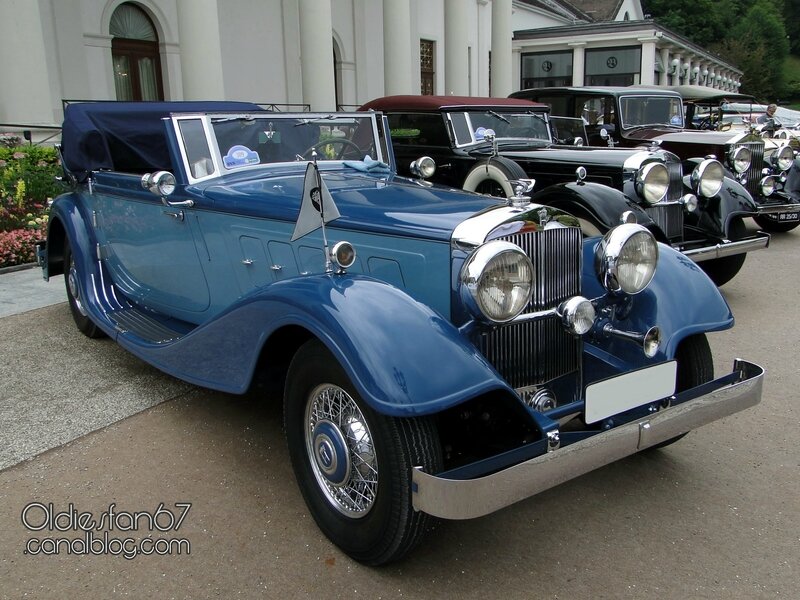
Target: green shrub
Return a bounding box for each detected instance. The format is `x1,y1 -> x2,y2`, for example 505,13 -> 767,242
0,146 -> 60,266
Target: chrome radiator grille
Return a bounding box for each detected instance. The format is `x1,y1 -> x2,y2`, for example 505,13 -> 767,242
733,141 -> 765,197
477,226 -> 582,388
645,202 -> 684,241
666,160 -> 684,202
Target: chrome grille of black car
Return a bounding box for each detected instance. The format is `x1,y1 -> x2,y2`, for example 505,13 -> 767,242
733,141 -> 765,197
666,160 -> 683,202
477,226 -> 582,389
645,202 -> 684,241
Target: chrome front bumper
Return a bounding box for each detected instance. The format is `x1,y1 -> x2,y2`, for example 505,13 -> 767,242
412,360 -> 763,520
682,232 -> 770,263
756,201 -> 800,216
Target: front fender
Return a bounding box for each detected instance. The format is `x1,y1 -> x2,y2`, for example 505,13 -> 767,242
582,238 -> 733,369
531,182 -> 659,238
683,159 -> 758,237
116,274 -> 516,416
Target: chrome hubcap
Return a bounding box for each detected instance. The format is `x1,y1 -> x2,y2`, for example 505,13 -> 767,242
304,384 -> 377,517
67,260 -> 87,316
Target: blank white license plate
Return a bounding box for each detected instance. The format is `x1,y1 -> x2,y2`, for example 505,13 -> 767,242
584,361 -> 677,424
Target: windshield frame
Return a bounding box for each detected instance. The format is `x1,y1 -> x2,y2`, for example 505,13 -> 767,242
618,94 -> 685,131
445,109 -> 552,148
172,111 -> 386,183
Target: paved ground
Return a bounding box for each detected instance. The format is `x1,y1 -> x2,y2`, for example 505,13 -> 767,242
0,223 -> 798,599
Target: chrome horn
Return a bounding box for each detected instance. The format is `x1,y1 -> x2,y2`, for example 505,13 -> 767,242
602,323 -> 661,358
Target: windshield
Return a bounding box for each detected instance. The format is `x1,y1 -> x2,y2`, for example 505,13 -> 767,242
447,110 -> 551,146
174,113 -> 383,180
619,96 -> 684,129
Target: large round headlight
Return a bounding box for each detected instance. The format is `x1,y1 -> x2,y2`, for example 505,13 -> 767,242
635,162 -> 669,205
691,159 -> 724,198
594,224 -> 658,295
460,241 -> 533,323
775,145 -> 794,172
729,146 -> 751,174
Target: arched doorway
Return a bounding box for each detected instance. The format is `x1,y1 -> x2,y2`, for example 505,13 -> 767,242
110,3 -> 164,100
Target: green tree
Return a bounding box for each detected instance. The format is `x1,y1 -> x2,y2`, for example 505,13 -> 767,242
717,0 -> 789,98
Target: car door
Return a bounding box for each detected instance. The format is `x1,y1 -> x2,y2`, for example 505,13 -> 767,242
91,170 -> 212,317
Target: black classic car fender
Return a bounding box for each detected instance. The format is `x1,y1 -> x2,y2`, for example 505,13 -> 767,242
530,181 -> 661,240
462,156 -> 527,197
682,157 -> 758,238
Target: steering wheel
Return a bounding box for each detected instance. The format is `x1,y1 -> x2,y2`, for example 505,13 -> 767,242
302,139 -> 362,160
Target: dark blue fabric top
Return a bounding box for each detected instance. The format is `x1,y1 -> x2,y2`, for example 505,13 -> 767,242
61,101 -> 265,182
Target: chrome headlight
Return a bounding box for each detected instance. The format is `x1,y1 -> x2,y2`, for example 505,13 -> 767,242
691,159 -> 724,198
460,241 -> 533,323
775,145 -> 794,172
760,176 -> 776,197
594,224 -> 658,295
729,146 -> 751,174
635,162 -> 669,205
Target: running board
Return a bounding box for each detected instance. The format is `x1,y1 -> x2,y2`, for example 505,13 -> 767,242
108,306 -> 187,344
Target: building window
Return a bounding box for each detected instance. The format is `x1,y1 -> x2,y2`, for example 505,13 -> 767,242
110,3 -> 163,101
420,39 -> 435,95
584,46 -> 641,86
520,50 -> 573,89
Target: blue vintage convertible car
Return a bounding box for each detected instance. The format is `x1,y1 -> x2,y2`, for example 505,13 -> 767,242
40,101 -> 764,565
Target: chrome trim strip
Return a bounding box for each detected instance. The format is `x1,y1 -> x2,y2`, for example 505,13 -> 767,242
755,202 -> 800,215
412,360 -> 763,520
682,232 -> 770,262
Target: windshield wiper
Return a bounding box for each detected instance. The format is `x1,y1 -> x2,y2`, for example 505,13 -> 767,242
486,110 -> 510,124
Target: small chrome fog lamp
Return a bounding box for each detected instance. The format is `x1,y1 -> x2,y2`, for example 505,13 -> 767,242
410,156 -> 436,179
330,241 -> 357,271
642,326 -> 662,358
760,176 -> 776,197
681,193 -> 698,213
558,296 -> 596,335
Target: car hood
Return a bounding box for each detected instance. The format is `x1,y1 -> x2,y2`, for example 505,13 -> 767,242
625,128 -> 737,145
200,168 -> 499,242
493,146 -> 647,168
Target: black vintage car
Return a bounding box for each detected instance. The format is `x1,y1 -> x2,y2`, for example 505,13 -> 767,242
513,86 -> 800,233
360,95 -> 768,285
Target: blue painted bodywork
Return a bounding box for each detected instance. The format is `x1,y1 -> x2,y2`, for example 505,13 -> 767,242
46,105 -> 738,422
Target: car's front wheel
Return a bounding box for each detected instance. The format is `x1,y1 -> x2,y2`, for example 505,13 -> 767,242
284,339 -> 442,565
64,237 -> 105,338
462,157 -> 527,198
646,333 -> 714,450
699,217 -> 748,286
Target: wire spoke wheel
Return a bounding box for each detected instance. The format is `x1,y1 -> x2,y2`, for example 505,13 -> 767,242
305,384 -> 378,517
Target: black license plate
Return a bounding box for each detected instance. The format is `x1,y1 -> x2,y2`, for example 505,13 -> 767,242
777,212 -> 800,222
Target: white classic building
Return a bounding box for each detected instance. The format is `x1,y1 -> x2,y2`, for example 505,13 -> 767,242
0,0 -> 742,130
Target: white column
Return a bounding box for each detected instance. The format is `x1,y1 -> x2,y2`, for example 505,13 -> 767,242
684,58 -> 692,85
298,0 -> 336,110
0,0 -> 54,123
490,0 -> 512,97
444,0 -> 469,95
569,42 -> 586,87
659,48 -> 669,86
670,53 -> 681,86
382,0 -> 413,95
639,40 -> 656,85
176,0 -> 225,99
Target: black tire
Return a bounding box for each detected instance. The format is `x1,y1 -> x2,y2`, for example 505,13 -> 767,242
462,157 -> 528,198
284,340 -> 442,565
753,215 -> 800,233
699,217 -> 747,286
64,237 -> 105,339
648,333 -> 714,450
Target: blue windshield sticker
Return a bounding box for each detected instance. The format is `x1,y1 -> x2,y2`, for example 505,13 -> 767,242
474,127 -> 487,141
223,145 -> 260,168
